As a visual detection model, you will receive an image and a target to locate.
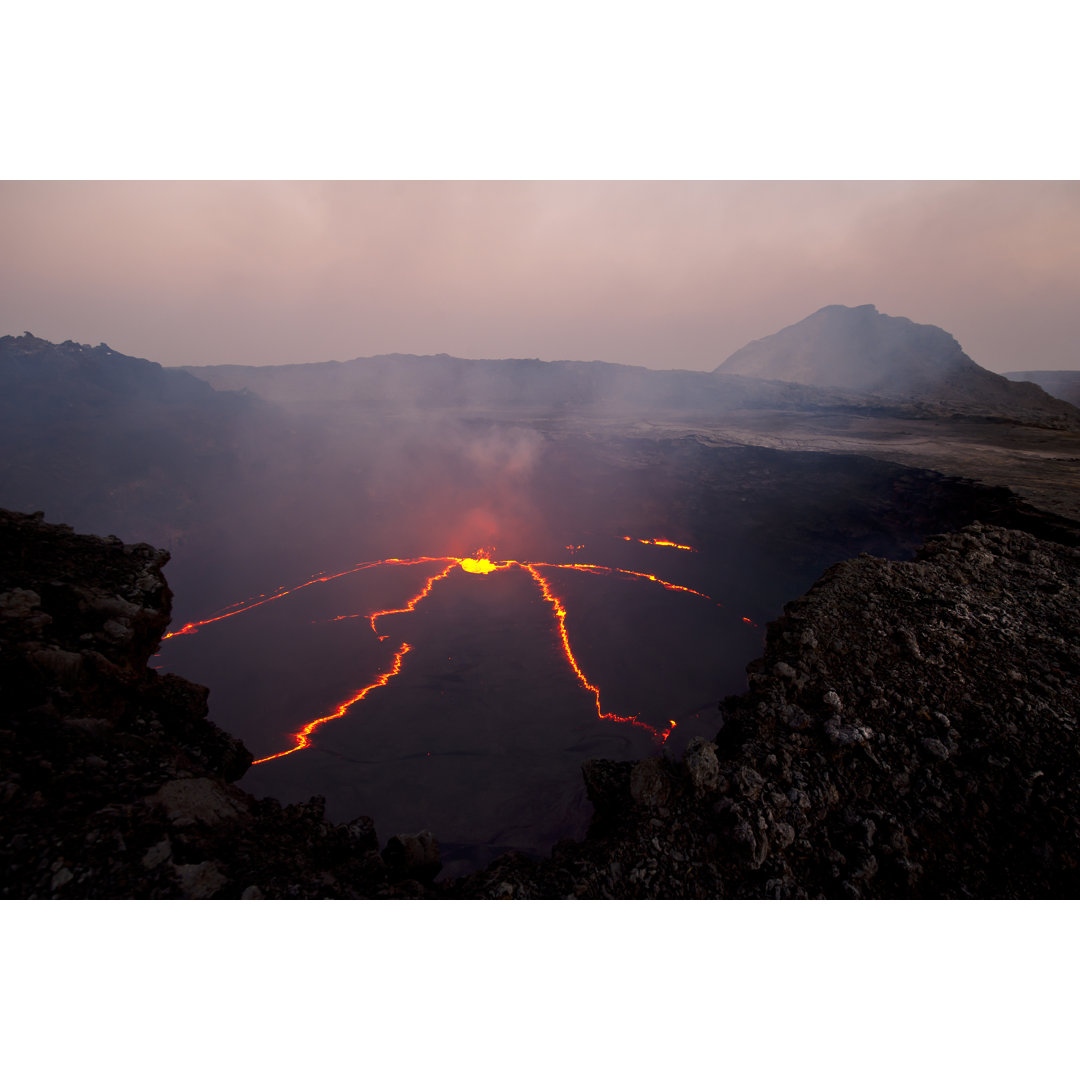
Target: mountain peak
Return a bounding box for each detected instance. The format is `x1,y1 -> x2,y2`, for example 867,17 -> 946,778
816,302 -> 879,316
713,305 -> 1080,426
715,305 -> 974,394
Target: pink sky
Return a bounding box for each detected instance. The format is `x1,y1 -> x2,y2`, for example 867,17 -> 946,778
2,180 -> 1078,373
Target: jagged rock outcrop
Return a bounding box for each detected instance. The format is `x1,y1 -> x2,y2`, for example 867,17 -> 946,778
0,332 -> 261,553
0,507 -> 433,898
715,305 -> 1080,428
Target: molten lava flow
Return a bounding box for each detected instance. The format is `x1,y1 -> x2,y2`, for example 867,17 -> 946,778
163,562 -> 381,638
252,641 -> 413,765
366,562 -> 458,637
163,556 -> 452,639
165,544 -> 720,763
459,552 -> 503,574
522,563 -> 656,736
621,536 -> 697,552
533,561 -> 713,600
460,557 -> 496,574
327,554 -> 512,633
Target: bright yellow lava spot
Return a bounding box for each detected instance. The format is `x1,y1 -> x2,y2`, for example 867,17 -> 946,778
459,557 -> 498,574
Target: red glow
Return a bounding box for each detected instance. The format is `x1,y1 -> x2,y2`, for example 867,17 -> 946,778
252,642 -> 412,765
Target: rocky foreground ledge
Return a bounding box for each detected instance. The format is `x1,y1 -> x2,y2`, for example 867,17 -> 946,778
457,524 -> 1080,898
0,508 -> 422,899
2,507 -> 1078,899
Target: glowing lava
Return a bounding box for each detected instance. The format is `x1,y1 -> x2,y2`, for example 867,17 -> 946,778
163,561 -> 384,639
459,555 -> 500,574
532,561 -> 713,600
365,562 -> 457,638
622,536 -> 697,552
521,563 -> 656,735
251,642 -> 413,765
163,556 -> 451,640
162,545 -> 722,762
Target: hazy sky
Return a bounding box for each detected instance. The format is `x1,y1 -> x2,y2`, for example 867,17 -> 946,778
2,180 -> 1078,373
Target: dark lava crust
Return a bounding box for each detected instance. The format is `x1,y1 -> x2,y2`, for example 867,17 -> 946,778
2,504 -> 1079,899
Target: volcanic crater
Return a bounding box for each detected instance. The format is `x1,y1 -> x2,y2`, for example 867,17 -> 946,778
152,438 -> 1042,876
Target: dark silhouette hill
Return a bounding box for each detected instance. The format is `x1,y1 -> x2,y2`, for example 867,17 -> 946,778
0,333 -> 258,543
0,333 -> 350,617
714,305 -> 1080,427
1004,369 -> 1080,409
177,352 -> 863,415
175,309 -> 1080,428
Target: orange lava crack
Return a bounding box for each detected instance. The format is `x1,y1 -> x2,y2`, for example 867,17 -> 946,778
251,642 -> 413,765
164,547 -> 715,763
621,535 -> 696,552
522,563 -> 657,737
163,556 -> 451,639
531,561 -> 712,600
367,561 -> 458,636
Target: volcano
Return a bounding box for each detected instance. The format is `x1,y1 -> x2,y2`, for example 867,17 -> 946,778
148,437 -> 1049,874
4,320 -> 1080,892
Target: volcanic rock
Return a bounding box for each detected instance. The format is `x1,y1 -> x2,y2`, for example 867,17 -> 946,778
454,522 -> 1080,898
382,831 -> 442,885
0,506 -> 429,899
629,758 -> 671,808
683,736 -> 721,795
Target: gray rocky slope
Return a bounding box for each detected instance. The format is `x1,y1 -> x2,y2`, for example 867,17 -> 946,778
716,305 -> 1080,428
3,504 -> 1078,899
